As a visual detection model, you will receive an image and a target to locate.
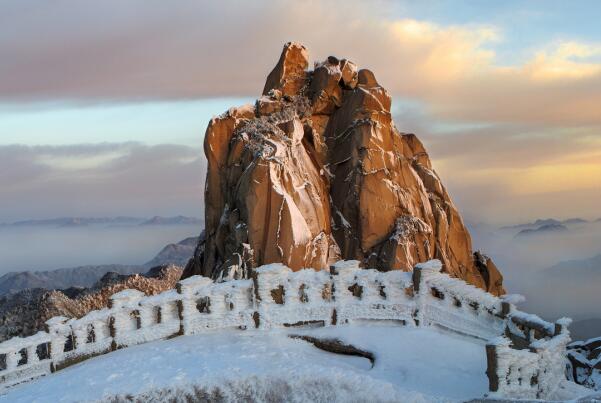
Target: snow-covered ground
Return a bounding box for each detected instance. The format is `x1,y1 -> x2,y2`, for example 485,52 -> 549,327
0,323 -> 594,402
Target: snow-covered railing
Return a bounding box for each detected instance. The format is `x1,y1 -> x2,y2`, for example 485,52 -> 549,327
412,260 -> 506,340
177,276 -> 255,334
0,259 -> 571,400
566,336 -> 601,389
253,261 -> 415,329
410,260 -> 571,400
486,319 -> 571,400
0,331 -> 51,388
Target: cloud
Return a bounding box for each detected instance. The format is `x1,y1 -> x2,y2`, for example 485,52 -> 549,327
0,143 -> 205,221
1,0 -> 600,225
523,41 -> 601,81
415,120 -> 601,224
1,0 -> 601,127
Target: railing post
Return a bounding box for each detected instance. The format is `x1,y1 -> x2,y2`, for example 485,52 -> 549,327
554,317 -> 572,336
412,259 -> 442,326
485,337 -> 508,393
26,345 -> 38,365
45,316 -> 71,372
485,345 -> 499,392
5,350 -> 18,373
176,276 -> 213,335
412,259 -> 443,294
252,264 -> 292,329
109,289 -> 145,349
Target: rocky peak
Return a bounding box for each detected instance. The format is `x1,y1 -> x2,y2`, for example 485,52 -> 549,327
184,42 -> 505,295
263,41 -> 309,97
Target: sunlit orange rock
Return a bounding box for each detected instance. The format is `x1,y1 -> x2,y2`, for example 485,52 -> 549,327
185,42 -> 506,295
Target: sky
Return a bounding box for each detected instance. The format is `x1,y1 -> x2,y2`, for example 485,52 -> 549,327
1,0 -> 600,224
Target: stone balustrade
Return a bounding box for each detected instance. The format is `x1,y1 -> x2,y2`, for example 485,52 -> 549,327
0,260 -> 571,400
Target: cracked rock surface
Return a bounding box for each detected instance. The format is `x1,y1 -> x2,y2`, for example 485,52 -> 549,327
184,42 -> 505,296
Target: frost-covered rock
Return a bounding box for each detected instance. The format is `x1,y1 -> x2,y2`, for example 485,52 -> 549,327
568,336 -> 601,390
184,42 -> 505,296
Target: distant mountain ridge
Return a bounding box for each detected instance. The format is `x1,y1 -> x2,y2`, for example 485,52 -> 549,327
140,216 -> 202,226
501,217 -> 589,231
515,223 -> 568,237
0,265 -> 141,295
0,215 -> 202,228
0,236 -> 199,295
143,236 -> 198,267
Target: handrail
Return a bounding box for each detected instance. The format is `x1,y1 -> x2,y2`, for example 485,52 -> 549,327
0,260 -> 570,400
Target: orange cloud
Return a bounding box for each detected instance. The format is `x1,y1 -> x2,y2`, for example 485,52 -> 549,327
362,22 -> 601,126
522,42 -> 601,81
3,0 -> 601,129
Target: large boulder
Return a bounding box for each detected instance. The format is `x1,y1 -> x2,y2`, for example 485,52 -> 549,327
187,42 -> 505,296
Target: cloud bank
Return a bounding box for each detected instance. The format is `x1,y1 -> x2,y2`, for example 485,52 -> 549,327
1,0 -> 600,224
2,0 -> 601,126
0,143 -> 205,221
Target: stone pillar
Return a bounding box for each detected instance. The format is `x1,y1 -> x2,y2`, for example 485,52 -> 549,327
554,317 -> 572,336
253,263 -> 291,304
45,316 -> 71,371
412,259 -> 442,294
109,289 -> 145,347
26,345 -> 38,365
412,260 -> 443,326
4,350 -> 18,372
176,275 -> 213,334
485,343 -> 500,392
109,289 -> 145,310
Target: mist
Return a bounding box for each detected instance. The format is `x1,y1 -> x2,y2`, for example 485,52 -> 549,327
469,221 -> 601,322
0,224 -> 202,275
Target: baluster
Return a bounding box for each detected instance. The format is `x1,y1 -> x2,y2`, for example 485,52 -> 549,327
5,350 -> 18,372
27,345 -> 37,365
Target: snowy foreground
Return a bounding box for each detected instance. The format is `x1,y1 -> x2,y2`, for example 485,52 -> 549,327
0,324 -> 593,403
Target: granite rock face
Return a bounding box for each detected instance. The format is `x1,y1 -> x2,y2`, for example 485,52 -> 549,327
186,42 -> 505,296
